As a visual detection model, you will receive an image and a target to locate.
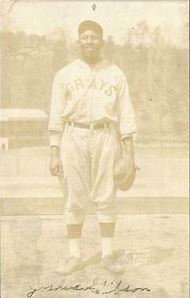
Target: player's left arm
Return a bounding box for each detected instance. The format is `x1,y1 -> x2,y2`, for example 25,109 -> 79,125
116,71 -> 137,173
121,136 -> 136,181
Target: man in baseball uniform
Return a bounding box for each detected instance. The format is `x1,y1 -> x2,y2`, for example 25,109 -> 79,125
48,20 -> 136,275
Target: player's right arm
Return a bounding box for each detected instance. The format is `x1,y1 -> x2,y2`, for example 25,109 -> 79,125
49,145 -> 63,176
48,70 -> 66,176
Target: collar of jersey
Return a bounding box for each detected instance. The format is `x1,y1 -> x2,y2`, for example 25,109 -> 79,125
77,58 -> 110,72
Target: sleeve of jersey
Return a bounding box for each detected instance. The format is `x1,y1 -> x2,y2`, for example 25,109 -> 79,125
116,73 -> 137,137
48,71 -> 66,147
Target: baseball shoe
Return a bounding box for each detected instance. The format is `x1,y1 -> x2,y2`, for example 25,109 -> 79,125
101,254 -> 125,274
56,256 -> 83,275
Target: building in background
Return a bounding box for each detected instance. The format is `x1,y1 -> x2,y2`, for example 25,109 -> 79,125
0,108 -> 48,149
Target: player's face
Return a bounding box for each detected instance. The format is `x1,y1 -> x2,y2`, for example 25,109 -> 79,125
78,30 -> 103,64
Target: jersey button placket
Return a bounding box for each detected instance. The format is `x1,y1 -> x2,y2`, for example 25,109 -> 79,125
85,70 -> 93,123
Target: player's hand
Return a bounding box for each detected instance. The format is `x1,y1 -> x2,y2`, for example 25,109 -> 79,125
115,156 -> 138,191
123,157 -> 136,181
116,156 -> 136,181
49,156 -> 64,176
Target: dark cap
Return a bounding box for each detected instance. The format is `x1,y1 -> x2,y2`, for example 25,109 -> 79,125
78,20 -> 103,37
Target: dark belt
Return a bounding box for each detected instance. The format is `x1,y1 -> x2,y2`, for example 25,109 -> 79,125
67,121 -> 111,129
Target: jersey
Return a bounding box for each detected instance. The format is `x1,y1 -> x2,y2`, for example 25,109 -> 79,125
48,58 -> 136,147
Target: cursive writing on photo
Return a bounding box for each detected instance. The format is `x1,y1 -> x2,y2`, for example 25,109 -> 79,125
27,278 -> 151,297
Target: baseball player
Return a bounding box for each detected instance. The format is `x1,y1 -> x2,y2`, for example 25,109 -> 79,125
48,20 -> 136,275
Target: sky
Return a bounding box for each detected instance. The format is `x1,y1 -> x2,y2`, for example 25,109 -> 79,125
1,0 -> 189,46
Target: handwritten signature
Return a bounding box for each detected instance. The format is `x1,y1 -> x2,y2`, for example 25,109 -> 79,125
27,278 -> 151,297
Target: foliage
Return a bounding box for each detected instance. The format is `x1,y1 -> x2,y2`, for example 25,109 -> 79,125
1,23 -> 188,144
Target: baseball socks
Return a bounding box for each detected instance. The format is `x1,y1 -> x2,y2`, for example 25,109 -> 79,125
68,238 -> 81,258
99,223 -> 115,258
56,225 -> 83,275
67,224 -> 82,259
99,223 -> 125,274
101,237 -> 113,258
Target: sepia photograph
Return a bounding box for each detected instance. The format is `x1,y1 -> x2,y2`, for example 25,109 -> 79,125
0,1 -> 189,297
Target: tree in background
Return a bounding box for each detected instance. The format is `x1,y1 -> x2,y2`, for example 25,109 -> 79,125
1,22 -> 188,144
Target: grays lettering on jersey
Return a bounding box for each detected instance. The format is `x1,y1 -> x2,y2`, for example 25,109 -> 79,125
48,58 -> 136,147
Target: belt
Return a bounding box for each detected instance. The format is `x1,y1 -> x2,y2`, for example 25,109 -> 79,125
67,121 -> 111,130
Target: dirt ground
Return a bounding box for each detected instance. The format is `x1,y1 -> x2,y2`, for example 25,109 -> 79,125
1,213 -> 189,298
1,145 -> 189,298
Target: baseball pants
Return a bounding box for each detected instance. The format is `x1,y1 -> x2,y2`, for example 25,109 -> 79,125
60,123 -> 121,225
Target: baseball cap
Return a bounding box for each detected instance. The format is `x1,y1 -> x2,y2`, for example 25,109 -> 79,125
78,20 -> 103,37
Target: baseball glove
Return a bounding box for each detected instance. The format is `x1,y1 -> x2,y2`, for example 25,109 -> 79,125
114,157 -> 137,191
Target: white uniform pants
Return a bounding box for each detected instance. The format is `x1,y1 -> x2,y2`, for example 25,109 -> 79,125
60,123 -> 121,225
